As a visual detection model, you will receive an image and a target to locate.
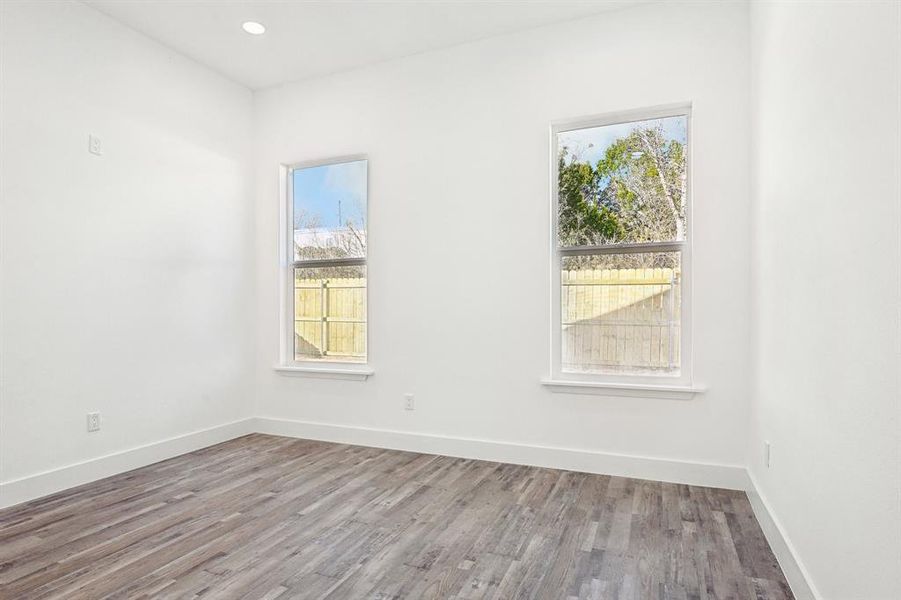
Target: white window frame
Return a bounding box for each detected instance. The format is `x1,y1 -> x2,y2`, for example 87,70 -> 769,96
546,104 -> 696,394
276,155 -> 373,380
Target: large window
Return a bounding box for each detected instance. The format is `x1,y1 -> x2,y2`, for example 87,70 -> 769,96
551,107 -> 690,381
286,157 -> 368,364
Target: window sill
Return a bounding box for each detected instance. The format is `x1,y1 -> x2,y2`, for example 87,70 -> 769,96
274,365 -> 374,381
540,379 -> 704,400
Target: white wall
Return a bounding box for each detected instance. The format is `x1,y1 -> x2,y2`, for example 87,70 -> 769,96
253,1 -> 752,474
749,1 -> 901,598
0,1 -> 255,502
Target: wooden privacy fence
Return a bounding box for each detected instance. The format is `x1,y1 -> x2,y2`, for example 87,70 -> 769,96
561,267 -> 680,373
294,277 -> 366,360
294,268 -> 679,372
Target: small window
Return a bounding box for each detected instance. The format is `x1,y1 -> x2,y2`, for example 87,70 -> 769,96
552,108 -> 690,380
287,158 -> 368,364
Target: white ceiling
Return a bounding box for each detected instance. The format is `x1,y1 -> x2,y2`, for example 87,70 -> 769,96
84,1 -> 644,90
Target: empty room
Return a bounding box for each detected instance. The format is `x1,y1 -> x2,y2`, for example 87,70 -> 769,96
0,0 -> 898,598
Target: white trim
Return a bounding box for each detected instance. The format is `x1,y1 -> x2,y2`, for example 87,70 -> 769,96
272,364 -> 374,381
540,378 -> 704,400
551,102 -> 696,134
253,417 -> 748,490
279,163 -> 292,365
549,103 -> 694,389
0,418 -> 255,510
745,472 -> 821,600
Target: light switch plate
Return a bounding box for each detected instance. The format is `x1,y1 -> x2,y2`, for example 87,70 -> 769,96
87,412 -> 101,432
88,134 -> 102,156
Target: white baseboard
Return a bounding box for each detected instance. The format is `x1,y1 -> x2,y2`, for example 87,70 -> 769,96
0,418 -> 256,510
253,417 -> 748,490
745,472 -> 820,600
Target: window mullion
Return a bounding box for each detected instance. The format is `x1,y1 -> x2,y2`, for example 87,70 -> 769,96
294,257 -> 367,269
559,241 -> 684,257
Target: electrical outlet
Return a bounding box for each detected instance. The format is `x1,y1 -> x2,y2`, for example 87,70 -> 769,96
87,412 -> 101,432
764,441 -> 771,468
88,134 -> 102,156
404,393 -> 414,411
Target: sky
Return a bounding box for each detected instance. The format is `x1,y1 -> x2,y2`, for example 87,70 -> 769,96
558,115 -> 687,166
293,159 -> 367,230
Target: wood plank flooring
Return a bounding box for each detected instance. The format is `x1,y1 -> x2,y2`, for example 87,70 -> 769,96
0,434 -> 792,599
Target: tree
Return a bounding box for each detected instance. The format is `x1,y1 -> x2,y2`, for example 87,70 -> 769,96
558,124 -> 686,250
557,146 -> 624,247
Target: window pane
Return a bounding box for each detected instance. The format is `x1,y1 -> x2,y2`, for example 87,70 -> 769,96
557,116 -> 687,247
293,159 -> 367,262
294,265 -> 366,362
561,252 -> 680,375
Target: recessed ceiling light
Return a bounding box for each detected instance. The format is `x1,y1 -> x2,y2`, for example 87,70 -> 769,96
242,21 -> 266,35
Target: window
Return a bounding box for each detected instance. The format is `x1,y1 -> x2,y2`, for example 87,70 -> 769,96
551,107 -> 690,382
284,157 -> 368,365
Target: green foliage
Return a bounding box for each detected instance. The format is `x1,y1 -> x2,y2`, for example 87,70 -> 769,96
558,125 -> 686,248
557,148 -> 624,247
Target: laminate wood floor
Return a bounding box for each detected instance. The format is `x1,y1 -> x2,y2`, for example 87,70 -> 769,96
0,434 -> 792,600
